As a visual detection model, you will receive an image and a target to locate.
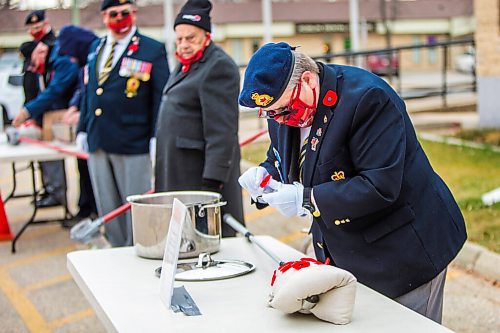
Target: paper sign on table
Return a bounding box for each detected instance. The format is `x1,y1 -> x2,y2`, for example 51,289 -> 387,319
159,198 -> 187,309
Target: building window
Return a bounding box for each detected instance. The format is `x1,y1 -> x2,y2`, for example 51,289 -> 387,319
427,35 -> 438,65
252,40 -> 260,54
412,36 -> 421,64
231,39 -> 243,65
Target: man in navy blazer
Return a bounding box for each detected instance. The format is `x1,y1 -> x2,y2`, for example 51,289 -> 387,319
78,0 -> 169,246
238,43 -> 466,323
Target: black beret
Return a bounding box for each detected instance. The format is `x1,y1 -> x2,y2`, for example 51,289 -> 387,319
239,42 -> 295,108
25,10 -> 45,25
174,0 -> 212,33
101,0 -> 134,11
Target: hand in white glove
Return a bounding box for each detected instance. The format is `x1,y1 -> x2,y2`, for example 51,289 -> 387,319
76,132 -> 88,153
238,166 -> 270,201
149,137 -> 156,164
261,181 -> 307,217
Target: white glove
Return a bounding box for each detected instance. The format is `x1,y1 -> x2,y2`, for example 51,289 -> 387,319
76,132 -> 88,152
149,137 -> 156,164
261,181 -> 306,217
238,166 -> 270,201
269,258 -> 357,325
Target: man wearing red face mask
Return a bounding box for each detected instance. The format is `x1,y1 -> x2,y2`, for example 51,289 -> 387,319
238,43 -> 467,324
25,10 -> 55,44
14,10 -> 65,209
154,0 -> 244,237
21,10 -> 56,108
78,0 -> 170,247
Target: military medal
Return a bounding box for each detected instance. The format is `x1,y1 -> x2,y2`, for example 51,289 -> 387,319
127,36 -> 140,56
120,57 -> 152,82
311,137 -> 319,151
125,77 -> 140,98
83,65 -> 89,85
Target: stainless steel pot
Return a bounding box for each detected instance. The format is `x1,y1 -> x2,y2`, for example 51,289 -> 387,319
126,191 -> 226,259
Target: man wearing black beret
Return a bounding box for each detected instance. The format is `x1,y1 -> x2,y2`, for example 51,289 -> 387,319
14,10 -> 63,209
154,0 -> 245,237
24,10 -> 56,48
238,42 -> 467,323
77,0 -> 170,246
21,9 -> 56,107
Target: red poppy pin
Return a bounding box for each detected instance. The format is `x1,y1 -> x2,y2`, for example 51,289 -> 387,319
322,90 -> 338,107
127,37 -> 140,56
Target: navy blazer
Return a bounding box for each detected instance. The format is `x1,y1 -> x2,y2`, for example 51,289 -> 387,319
261,63 -> 467,298
78,30 -> 170,154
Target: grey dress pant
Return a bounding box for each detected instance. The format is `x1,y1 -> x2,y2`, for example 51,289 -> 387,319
394,268 -> 447,323
87,150 -> 151,247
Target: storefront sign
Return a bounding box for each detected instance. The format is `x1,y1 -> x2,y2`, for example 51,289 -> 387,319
296,22 -> 374,34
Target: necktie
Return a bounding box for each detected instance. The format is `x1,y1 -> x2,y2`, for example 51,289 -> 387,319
98,41 -> 117,85
299,137 -> 308,182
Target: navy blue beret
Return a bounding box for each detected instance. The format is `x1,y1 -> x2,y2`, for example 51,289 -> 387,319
58,25 -> 98,67
239,42 -> 295,108
25,10 -> 45,25
101,0 -> 134,11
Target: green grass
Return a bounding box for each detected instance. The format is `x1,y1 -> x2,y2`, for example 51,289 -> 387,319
241,139 -> 500,253
420,140 -> 499,253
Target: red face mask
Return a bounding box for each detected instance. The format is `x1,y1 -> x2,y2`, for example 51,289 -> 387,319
30,29 -> 45,41
107,14 -> 133,34
276,83 -> 317,128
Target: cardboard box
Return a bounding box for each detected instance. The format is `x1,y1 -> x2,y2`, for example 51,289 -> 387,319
43,109 -> 77,143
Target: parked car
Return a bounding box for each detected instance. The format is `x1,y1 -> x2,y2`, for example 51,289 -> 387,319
0,52 -> 24,126
366,52 -> 399,76
455,49 -> 475,73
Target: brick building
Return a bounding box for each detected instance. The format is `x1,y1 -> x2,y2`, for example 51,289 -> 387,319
475,0 -> 500,127
0,0 -> 474,69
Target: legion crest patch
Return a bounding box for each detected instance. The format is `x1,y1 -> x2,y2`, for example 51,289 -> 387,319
251,93 -> 274,107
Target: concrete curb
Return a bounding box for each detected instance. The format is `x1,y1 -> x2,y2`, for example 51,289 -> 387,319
452,242 -> 500,282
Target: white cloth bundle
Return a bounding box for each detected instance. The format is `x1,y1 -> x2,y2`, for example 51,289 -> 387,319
268,258 -> 357,325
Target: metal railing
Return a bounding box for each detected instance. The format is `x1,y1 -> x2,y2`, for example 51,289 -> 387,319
311,38 -> 476,108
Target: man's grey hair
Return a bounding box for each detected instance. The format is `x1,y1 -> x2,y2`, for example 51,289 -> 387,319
285,51 -> 320,90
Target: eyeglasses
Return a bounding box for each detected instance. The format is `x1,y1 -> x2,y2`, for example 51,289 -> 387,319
108,9 -> 131,18
258,107 -> 291,119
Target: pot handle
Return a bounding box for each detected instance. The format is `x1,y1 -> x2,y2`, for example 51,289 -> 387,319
198,201 -> 227,218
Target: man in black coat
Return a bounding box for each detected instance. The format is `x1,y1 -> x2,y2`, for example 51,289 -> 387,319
22,10 -> 56,105
154,0 -> 244,236
238,42 -> 467,323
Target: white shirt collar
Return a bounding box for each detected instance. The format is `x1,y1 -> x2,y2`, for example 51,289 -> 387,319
106,25 -> 137,46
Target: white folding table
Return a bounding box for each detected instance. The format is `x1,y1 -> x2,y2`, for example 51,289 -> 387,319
67,236 -> 454,333
0,134 -> 75,252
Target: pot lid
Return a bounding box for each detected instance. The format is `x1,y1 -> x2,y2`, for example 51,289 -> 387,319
155,253 -> 255,281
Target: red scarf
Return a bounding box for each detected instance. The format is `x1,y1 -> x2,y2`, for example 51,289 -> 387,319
175,36 -> 211,73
